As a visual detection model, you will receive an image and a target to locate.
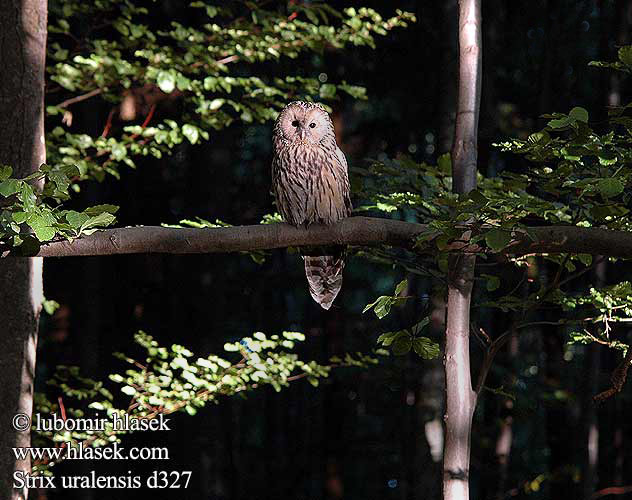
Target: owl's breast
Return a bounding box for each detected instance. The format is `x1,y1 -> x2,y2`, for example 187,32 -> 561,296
273,142 -> 349,226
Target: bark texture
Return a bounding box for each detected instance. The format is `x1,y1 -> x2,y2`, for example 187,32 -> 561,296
443,1 -> 481,500
8,220 -> 632,259
0,1 -> 47,498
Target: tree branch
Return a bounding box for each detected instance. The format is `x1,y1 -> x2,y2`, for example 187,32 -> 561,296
4,217 -> 632,258
56,88 -> 103,108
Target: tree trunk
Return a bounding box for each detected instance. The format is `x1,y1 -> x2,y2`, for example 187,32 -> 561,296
0,1 -> 47,498
443,1 -> 481,500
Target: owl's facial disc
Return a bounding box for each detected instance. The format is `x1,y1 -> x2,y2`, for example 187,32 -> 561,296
280,105 -> 329,145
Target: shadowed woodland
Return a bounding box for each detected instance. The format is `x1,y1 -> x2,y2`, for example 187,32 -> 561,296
3,1 -> 632,500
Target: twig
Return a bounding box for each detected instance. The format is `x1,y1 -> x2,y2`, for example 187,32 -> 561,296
475,329 -> 513,395
57,88 -> 103,109
57,397 -> 67,421
129,104 -> 156,140
583,329 -> 616,347
101,108 -> 115,138
474,320 -> 570,395
475,252 -> 599,393
215,55 -> 240,65
591,485 -> 632,498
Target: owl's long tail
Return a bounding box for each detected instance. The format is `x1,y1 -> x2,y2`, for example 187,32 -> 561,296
303,251 -> 345,310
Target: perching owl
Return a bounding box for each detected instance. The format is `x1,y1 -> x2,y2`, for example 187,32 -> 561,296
272,101 -> 352,310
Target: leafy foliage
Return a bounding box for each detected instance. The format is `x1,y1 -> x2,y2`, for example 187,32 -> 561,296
376,317 -> 439,359
362,280 -> 439,359
34,330 -> 380,473
2,1 -> 413,254
353,46 -> 632,372
47,0 -> 414,181
363,279 -> 410,319
0,164 -> 117,253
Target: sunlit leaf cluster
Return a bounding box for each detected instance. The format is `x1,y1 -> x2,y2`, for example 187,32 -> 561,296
362,280 -> 439,359
46,0 -> 414,180
33,329 -> 380,473
0,165 -> 117,253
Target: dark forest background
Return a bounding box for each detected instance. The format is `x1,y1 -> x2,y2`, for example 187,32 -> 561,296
37,1 -> 632,499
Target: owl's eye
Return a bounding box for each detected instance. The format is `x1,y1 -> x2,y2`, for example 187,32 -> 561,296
291,120 -> 299,127
309,122 -> 316,128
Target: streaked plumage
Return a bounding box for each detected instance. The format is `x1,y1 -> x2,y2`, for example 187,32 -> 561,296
272,101 -> 352,309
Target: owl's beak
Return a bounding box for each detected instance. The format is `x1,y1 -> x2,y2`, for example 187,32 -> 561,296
298,127 -> 307,141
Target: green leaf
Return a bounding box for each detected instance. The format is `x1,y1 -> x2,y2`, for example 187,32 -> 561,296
84,205 -> 119,216
578,254 -> 592,266
0,166 -> 12,181
597,178 -> 624,198
111,142 -> 127,161
569,106 -> 589,123
377,330 -> 405,347
12,212 -> 28,224
19,183 -> 36,211
0,179 -> 20,197
527,131 -> 550,145
482,274 -> 501,292
618,46 -> 632,66
548,116 -> 571,129
437,153 -> 451,173
485,229 -> 512,251
42,299 -> 60,315
373,297 -> 393,319
394,279 -> 408,296
32,226 -> 56,242
209,98 -> 224,110
28,216 -> 56,242
339,84 -> 366,99
182,124 -> 199,144
363,295 -> 384,314
319,84 -> 336,99
121,386 -> 136,396
410,317 -> 430,335
412,337 -> 440,359
598,154 -> 618,166
157,71 -> 176,93
391,335 -> 412,355
79,213 -> 116,232
66,211 -> 90,229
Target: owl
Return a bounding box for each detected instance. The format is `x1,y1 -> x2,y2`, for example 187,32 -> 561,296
272,101 -> 352,309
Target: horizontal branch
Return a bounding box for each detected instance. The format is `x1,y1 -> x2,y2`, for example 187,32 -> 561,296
56,88 -> 103,108
8,216 -> 632,259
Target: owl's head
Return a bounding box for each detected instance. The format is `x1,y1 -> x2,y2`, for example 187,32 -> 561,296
275,101 -> 334,145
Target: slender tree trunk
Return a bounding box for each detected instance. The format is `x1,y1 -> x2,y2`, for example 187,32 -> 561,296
444,256 -> 476,500
443,1 -> 481,500
0,1 -> 47,499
